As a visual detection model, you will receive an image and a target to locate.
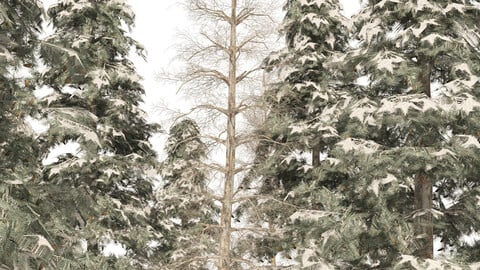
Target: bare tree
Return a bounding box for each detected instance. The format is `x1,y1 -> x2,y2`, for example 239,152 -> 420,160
157,0 -> 281,269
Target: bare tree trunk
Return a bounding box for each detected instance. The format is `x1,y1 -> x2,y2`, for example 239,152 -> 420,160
166,0 -> 279,267
414,59 -> 433,259
218,1 -> 237,269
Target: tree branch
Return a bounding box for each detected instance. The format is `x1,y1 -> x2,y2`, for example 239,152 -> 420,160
201,32 -> 228,52
236,67 -> 261,83
189,0 -> 230,22
200,161 -> 227,173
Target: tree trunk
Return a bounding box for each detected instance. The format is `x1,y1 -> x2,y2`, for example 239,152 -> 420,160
312,146 -> 320,167
414,174 -> 433,258
218,1 -> 237,269
414,58 -> 433,259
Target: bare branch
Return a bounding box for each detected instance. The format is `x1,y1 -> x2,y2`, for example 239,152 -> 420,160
230,226 -> 269,234
193,104 -> 229,115
236,134 -> 259,146
234,165 -> 250,174
236,7 -> 254,25
200,161 -> 227,173
237,35 -> 258,51
236,66 -> 261,83
202,134 -> 227,145
201,32 -> 228,52
189,0 -> 230,22
189,65 -> 230,84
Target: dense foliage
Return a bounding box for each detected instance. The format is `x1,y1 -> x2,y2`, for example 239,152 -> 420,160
0,1 -> 52,269
1,0 -> 480,269
36,0 -> 160,268
151,119 -> 218,269
252,0 -> 480,268
1,0 -> 160,268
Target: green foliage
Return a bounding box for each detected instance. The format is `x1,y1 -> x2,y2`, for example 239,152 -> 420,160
0,0 -> 53,268
151,119 -> 218,269
32,0 -> 160,267
252,0 -> 480,268
245,0 -> 355,266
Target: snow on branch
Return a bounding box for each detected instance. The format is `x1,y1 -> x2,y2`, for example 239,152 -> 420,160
289,209 -> 336,222
395,254 -> 471,270
369,174 -> 397,196
302,13 -> 329,28
455,135 -> 480,149
349,98 -> 377,125
371,51 -> 405,74
421,33 -> 452,46
336,138 -> 381,154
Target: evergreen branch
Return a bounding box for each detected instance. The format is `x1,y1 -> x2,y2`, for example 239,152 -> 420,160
232,194 -> 300,209
163,255 -> 219,269
40,41 -> 84,67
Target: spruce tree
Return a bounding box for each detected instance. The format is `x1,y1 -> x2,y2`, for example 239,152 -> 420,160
151,118 -> 218,269
0,1 -> 56,268
248,0 -> 356,267
255,0 -> 480,268
35,0 -> 160,267
348,0 -> 480,265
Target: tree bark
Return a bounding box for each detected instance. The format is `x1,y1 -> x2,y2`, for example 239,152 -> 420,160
414,174 -> 433,258
312,146 -> 320,167
218,1 -> 237,269
414,58 -> 433,259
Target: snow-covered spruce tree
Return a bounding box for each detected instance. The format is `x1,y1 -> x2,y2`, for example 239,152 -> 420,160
253,0 -> 480,268
162,0 -> 279,269
344,0 -> 480,266
36,0 -> 160,267
0,1 -> 60,268
245,0 -> 358,267
151,118 -> 218,269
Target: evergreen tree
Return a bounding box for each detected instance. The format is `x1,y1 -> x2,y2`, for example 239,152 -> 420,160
0,1 -> 56,268
247,0 -> 356,267
151,119 -> 218,269
255,0 -> 480,268
35,0 -> 160,267
348,0 -> 480,265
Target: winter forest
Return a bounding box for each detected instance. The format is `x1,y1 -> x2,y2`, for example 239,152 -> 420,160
1,0 -> 480,269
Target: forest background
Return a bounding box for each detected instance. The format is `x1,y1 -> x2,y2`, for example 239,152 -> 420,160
1,0 -> 480,269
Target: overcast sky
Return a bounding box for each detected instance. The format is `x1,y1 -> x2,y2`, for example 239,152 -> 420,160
128,0 -> 361,116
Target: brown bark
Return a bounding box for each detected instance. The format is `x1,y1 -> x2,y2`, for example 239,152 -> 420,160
414,58 -> 433,259
312,146 -> 320,167
218,1 -> 237,269
414,174 -> 433,258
